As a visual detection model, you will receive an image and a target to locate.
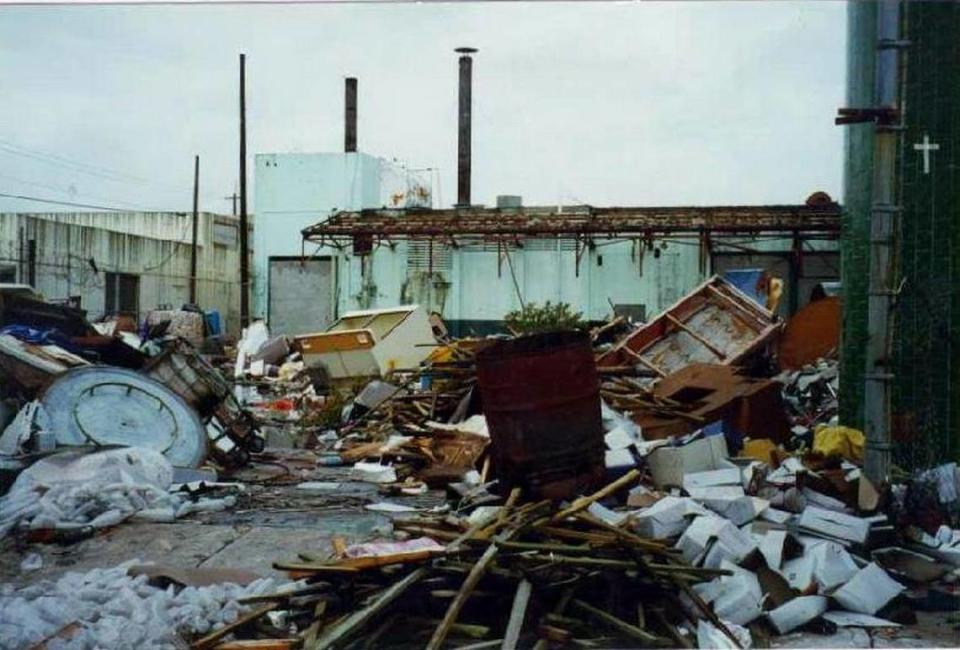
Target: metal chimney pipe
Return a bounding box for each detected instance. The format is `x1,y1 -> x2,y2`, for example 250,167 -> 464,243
344,77 -> 358,153
456,47 -> 477,207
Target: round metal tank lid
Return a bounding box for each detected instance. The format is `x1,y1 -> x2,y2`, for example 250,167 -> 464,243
41,366 -> 207,468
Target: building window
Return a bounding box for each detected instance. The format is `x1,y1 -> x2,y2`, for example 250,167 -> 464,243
0,264 -> 15,283
105,272 -> 140,317
212,220 -> 238,248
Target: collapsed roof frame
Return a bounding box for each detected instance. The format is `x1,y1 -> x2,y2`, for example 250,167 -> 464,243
300,202 -> 842,276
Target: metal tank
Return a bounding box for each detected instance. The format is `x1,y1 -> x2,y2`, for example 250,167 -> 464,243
475,330 -> 605,500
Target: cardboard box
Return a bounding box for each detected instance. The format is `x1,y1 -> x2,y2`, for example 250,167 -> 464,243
647,434 -> 737,489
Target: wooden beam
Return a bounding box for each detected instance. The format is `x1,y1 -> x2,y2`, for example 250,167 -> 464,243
191,602 -> 279,650
310,568 -> 426,650
569,599 -> 664,645
550,469 -> 640,523
665,313 -> 727,359
501,580 -> 533,650
619,346 -> 667,377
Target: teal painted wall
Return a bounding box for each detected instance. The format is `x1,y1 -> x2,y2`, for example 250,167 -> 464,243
329,236 -> 704,327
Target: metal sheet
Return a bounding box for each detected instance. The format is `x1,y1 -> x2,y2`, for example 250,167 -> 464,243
268,258 -> 333,336
41,366 -> 206,467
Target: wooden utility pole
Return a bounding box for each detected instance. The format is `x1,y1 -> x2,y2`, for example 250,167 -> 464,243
223,190 -> 238,216
189,154 -> 200,304
239,53 -> 250,327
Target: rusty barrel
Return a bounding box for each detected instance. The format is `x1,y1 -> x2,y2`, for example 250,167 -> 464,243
475,330 -> 605,500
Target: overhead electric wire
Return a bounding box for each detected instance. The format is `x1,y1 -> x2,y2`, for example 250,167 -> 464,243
0,172 -> 165,212
0,137 -> 226,201
0,190 -> 170,213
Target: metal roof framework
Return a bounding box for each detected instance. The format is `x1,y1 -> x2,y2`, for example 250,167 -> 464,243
301,203 -> 842,276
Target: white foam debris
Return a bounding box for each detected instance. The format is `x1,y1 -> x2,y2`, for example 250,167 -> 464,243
0,560 -> 287,649
0,449 -> 236,539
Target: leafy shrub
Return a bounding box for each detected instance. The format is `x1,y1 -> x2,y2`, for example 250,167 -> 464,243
504,301 -> 586,335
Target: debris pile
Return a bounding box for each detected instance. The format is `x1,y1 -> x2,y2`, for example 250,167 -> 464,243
184,477 -> 747,649
0,448 -> 240,540
0,560 -> 283,649
777,358 -> 841,444
3,275 -> 960,648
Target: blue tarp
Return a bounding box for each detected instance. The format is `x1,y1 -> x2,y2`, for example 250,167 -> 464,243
0,324 -> 85,355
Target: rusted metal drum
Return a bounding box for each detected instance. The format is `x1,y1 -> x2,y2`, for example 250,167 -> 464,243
142,339 -> 231,418
476,330 -> 604,500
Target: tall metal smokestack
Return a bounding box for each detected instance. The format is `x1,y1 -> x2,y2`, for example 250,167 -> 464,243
344,77 -> 358,153
456,47 -> 477,207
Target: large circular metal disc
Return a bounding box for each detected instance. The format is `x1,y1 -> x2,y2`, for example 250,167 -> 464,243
41,366 -> 207,467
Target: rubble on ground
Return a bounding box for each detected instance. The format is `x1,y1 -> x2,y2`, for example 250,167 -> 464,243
2,277 -> 959,647
0,559 -> 285,649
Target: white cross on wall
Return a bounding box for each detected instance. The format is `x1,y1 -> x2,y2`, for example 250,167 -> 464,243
913,134 -> 940,175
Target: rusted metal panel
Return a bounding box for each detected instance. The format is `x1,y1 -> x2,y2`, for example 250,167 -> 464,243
476,330 -> 605,500
778,296 -> 841,370
634,363 -> 791,443
597,275 -> 782,375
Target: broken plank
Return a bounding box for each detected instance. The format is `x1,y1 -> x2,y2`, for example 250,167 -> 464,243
212,641 -> 302,650
620,346 -> 667,377
550,469 -> 640,523
665,313 -> 727,359
569,599 -> 665,645
501,579 -> 532,650
310,567 -> 427,650
191,602 -> 280,650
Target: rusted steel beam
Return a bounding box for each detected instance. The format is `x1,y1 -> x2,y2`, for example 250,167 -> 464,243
302,203 -> 840,243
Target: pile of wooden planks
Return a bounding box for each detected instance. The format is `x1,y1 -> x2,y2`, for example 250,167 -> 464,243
189,474 -> 741,650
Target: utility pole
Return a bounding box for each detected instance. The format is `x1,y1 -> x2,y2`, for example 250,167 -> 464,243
239,53 -> 250,327
189,154 -> 199,304
223,190 -> 238,216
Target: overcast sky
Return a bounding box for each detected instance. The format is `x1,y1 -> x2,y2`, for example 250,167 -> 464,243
0,1 -> 846,215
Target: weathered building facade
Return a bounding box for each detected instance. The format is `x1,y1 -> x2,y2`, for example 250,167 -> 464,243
252,152 -> 431,334
303,200 -> 841,337
0,211 -> 246,333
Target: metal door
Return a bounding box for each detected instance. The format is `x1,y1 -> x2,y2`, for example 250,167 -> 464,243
268,258 -> 333,335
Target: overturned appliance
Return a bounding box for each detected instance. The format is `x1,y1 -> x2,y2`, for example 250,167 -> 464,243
142,338 -> 264,466
295,305 -> 436,381
597,275 -> 782,376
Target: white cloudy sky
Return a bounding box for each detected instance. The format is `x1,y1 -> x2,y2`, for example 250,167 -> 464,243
0,1 -> 846,214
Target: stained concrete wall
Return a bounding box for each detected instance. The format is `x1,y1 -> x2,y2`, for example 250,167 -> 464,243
325,237 -> 704,335
0,211 -> 245,333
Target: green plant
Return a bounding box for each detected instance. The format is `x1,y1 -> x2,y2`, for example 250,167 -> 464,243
503,301 -> 586,335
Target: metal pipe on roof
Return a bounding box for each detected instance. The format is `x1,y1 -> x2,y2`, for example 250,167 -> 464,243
345,77 -> 358,153
456,47 -> 477,207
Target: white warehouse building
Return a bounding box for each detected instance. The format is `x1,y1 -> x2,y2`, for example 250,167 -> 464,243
0,211 -> 247,333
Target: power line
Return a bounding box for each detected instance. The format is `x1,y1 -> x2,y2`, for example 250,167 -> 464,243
0,190 -> 170,213
0,172 -> 164,212
0,137 -> 223,199
0,141 -> 143,184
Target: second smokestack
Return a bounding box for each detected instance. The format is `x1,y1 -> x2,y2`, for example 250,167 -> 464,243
345,77 -> 358,153
456,47 -> 477,207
